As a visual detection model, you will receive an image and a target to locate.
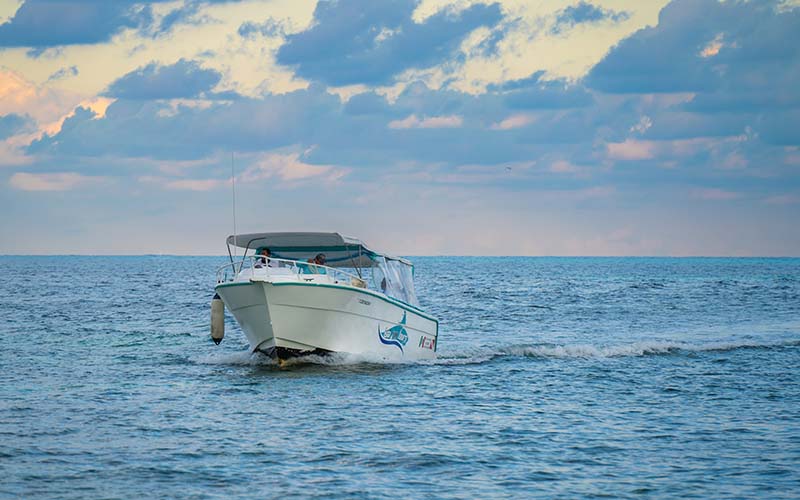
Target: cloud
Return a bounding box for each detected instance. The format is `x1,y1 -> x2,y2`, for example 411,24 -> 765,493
104,59 -> 222,100
488,71 -> 594,109
155,2 -> 203,35
0,68 -> 92,135
46,65 -> 79,83
0,0 -> 248,47
276,0 -> 504,86
549,159 -> 581,174
470,18 -> 517,58
13,0 -> 800,215
585,0 -> 800,156
505,81 -> 593,110
139,175 -> 223,191
552,1 -> 630,34
691,188 -> 741,201
587,0 -> 800,99
388,114 -> 463,129
0,1 -> 154,48
12,74 -> 692,171
607,139 -> 656,161
238,18 -> 286,39
151,0 -> 244,35
0,113 -> 33,140
8,171 -> 103,191
490,113 -> 535,130
240,152 -> 348,184
27,86 -> 345,160
343,92 -> 394,116
3,0 -> 800,257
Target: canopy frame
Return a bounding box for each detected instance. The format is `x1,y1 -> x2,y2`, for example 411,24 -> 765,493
224,231 -> 418,307
225,232 -> 411,270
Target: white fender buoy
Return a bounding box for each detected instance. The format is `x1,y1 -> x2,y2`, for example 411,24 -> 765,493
211,293 -> 225,345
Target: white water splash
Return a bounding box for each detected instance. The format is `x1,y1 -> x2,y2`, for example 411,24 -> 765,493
279,351 -> 404,367
192,337 -> 800,368
497,338 -> 800,359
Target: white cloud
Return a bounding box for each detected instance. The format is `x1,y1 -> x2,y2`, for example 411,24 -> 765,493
9,172 -> 104,191
240,151 -> 349,184
490,113 -> 535,130
700,33 -> 725,58
0,68 -> 84,125
549,160 -> 578,173
607,139 -> 656,160
388,114 -> 463,129
139,176 -> 225,191
0,68 -> 112,140
629,115 -> 652,134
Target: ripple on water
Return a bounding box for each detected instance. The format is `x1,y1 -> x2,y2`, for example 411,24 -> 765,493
1,256 -> 800,498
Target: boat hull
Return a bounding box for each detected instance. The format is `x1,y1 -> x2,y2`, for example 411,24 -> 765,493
215,280 -> 438,362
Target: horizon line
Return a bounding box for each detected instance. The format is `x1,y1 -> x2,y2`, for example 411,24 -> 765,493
2,254 -> 799,259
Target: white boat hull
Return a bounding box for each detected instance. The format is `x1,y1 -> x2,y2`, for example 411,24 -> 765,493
215,279 -> 438,362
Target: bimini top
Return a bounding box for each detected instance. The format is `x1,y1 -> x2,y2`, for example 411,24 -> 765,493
226,232 -> 410,268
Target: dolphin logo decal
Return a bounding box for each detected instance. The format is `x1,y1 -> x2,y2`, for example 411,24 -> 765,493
378,312 -> 409,352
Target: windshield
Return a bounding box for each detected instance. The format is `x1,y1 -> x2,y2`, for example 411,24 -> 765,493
370,256 -> 419,307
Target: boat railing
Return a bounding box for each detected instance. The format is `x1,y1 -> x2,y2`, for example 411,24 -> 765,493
216,256 -> 369,288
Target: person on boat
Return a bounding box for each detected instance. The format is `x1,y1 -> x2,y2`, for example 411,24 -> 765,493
255,247 -> 274,268
311,253 -> 328,274
300,253 -> 328,274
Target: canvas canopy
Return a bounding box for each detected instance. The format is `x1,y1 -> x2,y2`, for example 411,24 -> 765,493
226,232 -> 419,306
226,232 -> 409,269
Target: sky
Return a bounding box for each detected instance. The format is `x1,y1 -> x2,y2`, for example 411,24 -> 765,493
0,0 -> 799,256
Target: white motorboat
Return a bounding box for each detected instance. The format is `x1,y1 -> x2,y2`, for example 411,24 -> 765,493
211,232 -> 438,363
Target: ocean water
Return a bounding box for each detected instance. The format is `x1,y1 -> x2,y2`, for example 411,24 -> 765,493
1,256 -> 799,499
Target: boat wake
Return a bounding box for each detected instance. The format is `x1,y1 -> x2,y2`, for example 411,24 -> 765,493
503,338 -> 800,358
193,337 -> 800,368
434,337 -> 800,365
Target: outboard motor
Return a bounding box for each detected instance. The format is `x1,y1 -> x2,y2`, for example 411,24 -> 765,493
211,293 -> 224,344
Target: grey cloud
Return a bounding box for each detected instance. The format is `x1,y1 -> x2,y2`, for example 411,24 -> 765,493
0,0 -> 156,48
104,59 -> 222,100
587,0 -> 800,96
586,0 -> 800,147
156,2 -> 203,34
154,0 -> 242,36
488,72 -> 594,110
238,18 -> 285,39
46,65 -> 79,83
0,113 -> 34,139
276,0 -> 504,86
343,92 -> 395,116
19,1 -> 800,196
28,86 -> 344,160
0,0 -> 242,48
27,80 -> 587,168
552,1 -> 629,34
507,81 -> 593,110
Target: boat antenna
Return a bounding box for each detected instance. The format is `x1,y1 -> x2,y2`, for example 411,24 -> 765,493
231,152 -> 237,260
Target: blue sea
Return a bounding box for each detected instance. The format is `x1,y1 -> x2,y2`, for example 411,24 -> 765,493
2,256 -> 800,499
